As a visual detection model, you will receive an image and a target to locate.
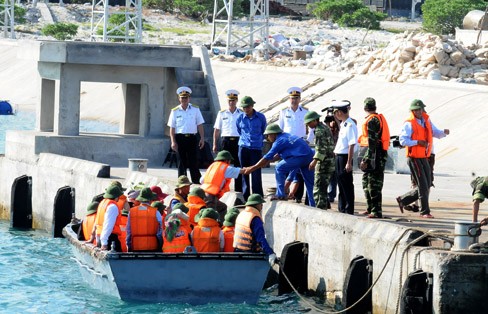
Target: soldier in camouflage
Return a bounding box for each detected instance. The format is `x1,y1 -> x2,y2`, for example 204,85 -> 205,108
304,111 -> 336,210
358,98 -> 389,218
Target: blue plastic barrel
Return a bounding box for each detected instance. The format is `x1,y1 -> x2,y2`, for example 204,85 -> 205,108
0,100 -> 13,115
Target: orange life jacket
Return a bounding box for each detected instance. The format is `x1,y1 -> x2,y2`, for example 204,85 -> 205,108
358,113 -> 390,151
128,204 -> 160,251
162,228 -> 191,253
201,161 -> 231,198
94,199 -> 121,236
192,218 -> 221,252
185,195 -> 206,227
233,206 -> 262,252
119,214 -> 128,252
117,194 -> 128,211
405,112 -> 432,158
82,213 -> 97,243
222,226 -> 235,252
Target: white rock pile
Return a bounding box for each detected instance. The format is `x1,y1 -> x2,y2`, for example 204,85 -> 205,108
214,31 -> 488,85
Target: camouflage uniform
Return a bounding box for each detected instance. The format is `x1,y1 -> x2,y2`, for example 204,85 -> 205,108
361,116 -> 387,217
313,122 -> 336,209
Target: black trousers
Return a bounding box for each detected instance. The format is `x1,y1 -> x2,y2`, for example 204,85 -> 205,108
221,137 -> 242,192
336,154 -> 355,215
175,133 -> 201,184
400,157 -> 431,215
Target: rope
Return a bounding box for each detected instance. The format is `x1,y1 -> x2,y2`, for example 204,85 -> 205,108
278,227 -> 454,314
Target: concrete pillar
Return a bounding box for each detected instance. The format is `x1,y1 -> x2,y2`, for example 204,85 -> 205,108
55,67 -> 80,136
146,81 -> 165,137
38,78 -> 55,132
121,83 -> 141,135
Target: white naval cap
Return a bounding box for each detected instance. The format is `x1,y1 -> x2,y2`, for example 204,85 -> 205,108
331,100 -> 351,112
287,86 -> 302,98
176,86 -> 192,97
225,89 -> 240,100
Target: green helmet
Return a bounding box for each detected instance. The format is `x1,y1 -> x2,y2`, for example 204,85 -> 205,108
303,111 -> 321,124
245,193 -> 266,206
263,123 -> 283,135
214,150 -> 234,161
409,99 -> 425,111
240,96 -> 256,108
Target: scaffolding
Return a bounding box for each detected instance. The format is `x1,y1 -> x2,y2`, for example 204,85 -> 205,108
210,0 -> 269,57
90,0 -> 142,43
0,0 -> 15,39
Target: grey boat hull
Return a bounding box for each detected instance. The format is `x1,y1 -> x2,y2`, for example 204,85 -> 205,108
63,223 -> 270,304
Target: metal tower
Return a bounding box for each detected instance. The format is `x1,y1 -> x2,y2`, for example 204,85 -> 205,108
91,0 -> 142,43
0,0 -> 15,39
210,0 -> 269,57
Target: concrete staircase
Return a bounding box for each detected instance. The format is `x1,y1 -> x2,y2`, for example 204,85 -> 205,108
174,48 -> 219,144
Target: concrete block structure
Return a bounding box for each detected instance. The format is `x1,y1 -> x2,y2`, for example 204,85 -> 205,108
8,41 -> 220,167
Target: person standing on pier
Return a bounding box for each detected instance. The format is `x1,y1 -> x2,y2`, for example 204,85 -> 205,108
358,97 -> 390,219
212,89 -> 243,192
236,96 -> 267,200
332,100 -> 358,215
304,111 -> 335,210
471,176 -> 488,223
396,99 -> 434,219
167,86 -> 205,184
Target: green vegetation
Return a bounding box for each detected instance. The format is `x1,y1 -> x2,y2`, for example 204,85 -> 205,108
337,7 -> 386,29
422,0 -> 486,35
308,0 -> 385,30
41,22 -> 78,40
159,26 -> 206,35
0,0 -> 27,25
96,14 -> 137,42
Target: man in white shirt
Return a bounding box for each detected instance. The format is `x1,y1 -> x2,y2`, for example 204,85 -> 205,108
332,100 -> 358,215
99,185 -> 124,251
213,89 -> 243,192
167,86 -> 205,184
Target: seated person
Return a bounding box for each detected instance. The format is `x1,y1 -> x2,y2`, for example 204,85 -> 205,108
191,208 -> 224,252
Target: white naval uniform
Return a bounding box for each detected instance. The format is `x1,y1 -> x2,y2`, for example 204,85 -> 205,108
167,104 -> 205,133
278,105 -> 314,142
213,108 -> 242,136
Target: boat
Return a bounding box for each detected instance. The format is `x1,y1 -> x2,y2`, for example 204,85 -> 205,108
62,222 -> 270,305
0,100 -> 13,115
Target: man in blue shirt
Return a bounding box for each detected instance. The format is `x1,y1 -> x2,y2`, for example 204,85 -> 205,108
245,123 -> 316,207
236,96 -> 267,200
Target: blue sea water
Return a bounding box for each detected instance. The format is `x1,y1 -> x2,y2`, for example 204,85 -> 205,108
0,221 -> 319,314
0,111 -> 119,154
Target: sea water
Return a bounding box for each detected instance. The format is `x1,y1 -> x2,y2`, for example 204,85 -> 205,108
0,110 -> 119,154
0,221 -> 320,314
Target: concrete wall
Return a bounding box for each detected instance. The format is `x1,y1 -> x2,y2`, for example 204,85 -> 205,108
0,154 -> 175,230
262,201 -> 488,312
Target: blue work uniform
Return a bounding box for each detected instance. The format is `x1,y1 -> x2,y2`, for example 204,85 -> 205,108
263,132 -> 316,207
236,110 -> 267,199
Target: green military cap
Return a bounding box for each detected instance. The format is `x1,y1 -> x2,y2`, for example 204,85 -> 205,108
189,187 -> 206,200
103,185 -> 123,199
263,123 -> 283,135
240,96 -> 256,108
215,150 -> 234,161
86,201 -> 99,215
245,193 -> 266,206
195,208 -> 219,222
172,202 -> 189,214
223,210 -> 239,227
175,175 -> 192,188
136,187 -> 156,202
304,111 -> 321,124
364,97 -> 376,111
409,99 -> 426,110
